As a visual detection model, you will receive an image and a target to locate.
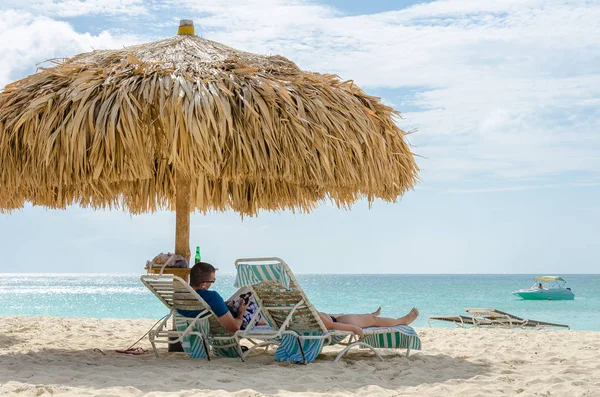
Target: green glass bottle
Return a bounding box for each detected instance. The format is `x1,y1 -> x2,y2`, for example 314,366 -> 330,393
195,246 -> 201,264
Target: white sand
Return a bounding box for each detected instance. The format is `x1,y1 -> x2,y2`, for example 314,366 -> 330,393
1,316 -> 599,397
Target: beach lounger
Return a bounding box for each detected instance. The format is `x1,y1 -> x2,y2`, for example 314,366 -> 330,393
141,274 -> 249,360
427,315 -> 493,328
233,257 -> 422,364
465,308 -> 570,329
428,309 -> 569,329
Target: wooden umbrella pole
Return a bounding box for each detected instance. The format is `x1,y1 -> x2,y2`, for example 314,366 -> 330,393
171,172 -> 191,351
175,173 -> 191,263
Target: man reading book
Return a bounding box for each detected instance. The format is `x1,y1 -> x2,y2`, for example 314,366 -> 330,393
189,261 -> 261,333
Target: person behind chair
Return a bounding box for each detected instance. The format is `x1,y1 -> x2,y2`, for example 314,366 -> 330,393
189,262 -> 247,333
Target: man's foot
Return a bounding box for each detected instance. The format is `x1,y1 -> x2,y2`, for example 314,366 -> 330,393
371,306 -> 382,317
405,307 -> 419,325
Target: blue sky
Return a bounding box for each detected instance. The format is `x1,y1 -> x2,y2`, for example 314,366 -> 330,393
0,0 -> 599,274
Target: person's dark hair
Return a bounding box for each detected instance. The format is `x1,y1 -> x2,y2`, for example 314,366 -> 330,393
190,262 -> 216,286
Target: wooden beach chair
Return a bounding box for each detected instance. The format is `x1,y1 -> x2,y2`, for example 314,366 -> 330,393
141,274 -> 249,360
234,257 -> 422,363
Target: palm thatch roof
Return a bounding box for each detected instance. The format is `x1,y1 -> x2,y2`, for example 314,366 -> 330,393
0,32 -> 418,215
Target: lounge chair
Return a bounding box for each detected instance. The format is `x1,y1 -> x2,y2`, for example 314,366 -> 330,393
428,308 -> 569,329
233,257 -> 422,364
140,274 -> 250,360
465,308 -> 570,329
427,315 -> 493,328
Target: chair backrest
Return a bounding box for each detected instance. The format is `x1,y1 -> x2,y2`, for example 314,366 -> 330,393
483,309 -> 568,328
464,308 -> 568,329
465,308 -> 525,328
234,257 -> 328,335
140,274 -> 231,335
465,308 -> 507,319
487,309 -> 524,321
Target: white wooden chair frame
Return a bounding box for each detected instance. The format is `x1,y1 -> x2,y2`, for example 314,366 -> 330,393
141,274 -> 246,360
234,257 -> 387,363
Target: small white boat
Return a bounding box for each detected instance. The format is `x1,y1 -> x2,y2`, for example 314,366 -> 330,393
512,276 -> 574,300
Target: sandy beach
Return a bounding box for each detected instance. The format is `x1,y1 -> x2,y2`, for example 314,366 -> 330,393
0,316 -> 598,396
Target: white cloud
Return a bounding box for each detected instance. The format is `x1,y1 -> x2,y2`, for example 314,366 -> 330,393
2,0 -> 148,17
167,0 -> 599,185
1,0 -> 598,187
0,10 -> 145,87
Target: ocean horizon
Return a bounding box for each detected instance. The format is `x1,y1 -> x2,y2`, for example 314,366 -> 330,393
2,273 -> 598,331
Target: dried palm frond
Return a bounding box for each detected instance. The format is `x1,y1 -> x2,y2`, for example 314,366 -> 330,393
0,34 -> 418,215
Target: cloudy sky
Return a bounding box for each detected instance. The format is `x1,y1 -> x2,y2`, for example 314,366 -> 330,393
1,0 -> 598,274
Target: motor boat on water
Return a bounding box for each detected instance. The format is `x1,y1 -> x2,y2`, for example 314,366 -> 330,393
512,276 -> 575,300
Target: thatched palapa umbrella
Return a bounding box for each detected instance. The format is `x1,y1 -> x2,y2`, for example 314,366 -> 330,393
0,20 -> 418,262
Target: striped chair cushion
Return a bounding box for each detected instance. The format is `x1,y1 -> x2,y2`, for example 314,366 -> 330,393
175,314 -> 241,359
235,262 -> 290,289
175,314 -> 210,359
275,332 -> 325,364
362,325 -> 421,350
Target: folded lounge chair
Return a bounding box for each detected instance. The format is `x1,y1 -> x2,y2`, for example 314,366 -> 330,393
428,308 -> 569,329
465,308 -> 570,329
140,274 -> 250,360
234,257 -> 422,364
427,315 -> 493,328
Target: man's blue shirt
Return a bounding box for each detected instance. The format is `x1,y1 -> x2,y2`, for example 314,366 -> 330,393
178,289 -> 229,318
197,290 -> 229,317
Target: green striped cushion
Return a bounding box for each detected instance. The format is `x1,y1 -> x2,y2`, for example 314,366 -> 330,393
210,339 -> 241,358
275,332 -> 325,364
361,325 -> 421,350
175,314 -> 210,359
234,263 -> 290,289
176,314 -> 241,359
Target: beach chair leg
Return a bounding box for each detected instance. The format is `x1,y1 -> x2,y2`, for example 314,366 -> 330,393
246,340 -> 276,355
296,337 -> 307,364
333,342 -> 383,364
405,336 -> 413,358
233,335 -> 246,362
236,345 -> 246,362
333,345 -> 354,363
202,338 -> 211,361
149,331 -> 159,358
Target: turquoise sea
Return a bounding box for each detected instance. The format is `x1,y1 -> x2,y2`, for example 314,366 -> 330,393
1,274 -> 598,331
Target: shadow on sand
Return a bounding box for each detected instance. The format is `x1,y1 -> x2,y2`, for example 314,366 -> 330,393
0,347 -> 491,394
0,334 -> 26,349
